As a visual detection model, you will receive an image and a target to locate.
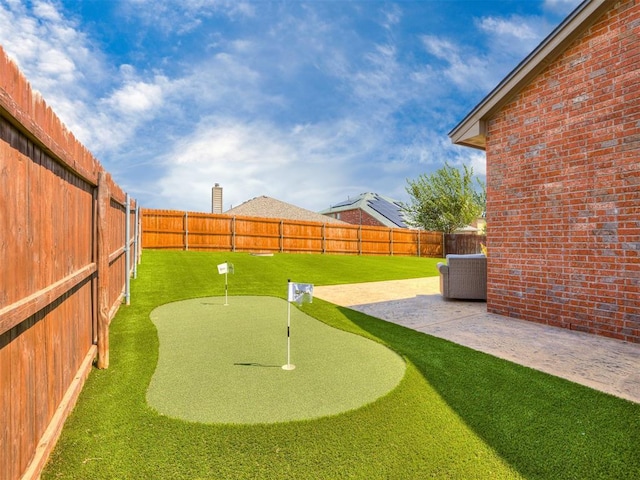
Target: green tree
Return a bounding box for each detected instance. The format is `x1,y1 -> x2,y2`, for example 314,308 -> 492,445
403,162 -> 485,233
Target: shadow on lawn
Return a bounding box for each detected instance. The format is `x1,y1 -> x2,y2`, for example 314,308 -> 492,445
233,362 -> 281,368
337,306 -> 640,480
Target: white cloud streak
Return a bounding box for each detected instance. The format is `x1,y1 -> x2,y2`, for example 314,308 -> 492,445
118,0 -> 256,34
421,35 -> 498,93
154,116 -> 383,211
477,16 -> 539,41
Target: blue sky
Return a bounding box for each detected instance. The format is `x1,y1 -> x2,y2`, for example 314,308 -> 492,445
0,0 -> 581,212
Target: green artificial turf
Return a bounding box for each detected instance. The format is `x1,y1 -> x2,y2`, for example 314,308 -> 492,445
147,296 -> 406,424
42,251 -> 640,480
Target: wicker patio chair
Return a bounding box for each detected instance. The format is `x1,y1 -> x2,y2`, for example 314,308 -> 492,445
437,254 -> 487,300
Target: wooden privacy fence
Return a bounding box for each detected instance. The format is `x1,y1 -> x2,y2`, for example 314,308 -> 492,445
142,209 -> 444,257
444,233 -> 487,256
0,48 -> 139,480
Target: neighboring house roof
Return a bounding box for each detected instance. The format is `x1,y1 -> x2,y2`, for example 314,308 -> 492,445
449,0 -> 611,150
225,196 -> 346,224
320,192 -> 410,228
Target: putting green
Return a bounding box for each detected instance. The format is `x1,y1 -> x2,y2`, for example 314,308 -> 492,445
147,296 -> 406,424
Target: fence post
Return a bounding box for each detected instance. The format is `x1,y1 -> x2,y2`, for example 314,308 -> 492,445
390,228 -> 393,256
125,194 -> 131,306
417,230 -> 421,257
137,206 -> 143,264
133,204 -> 139,278
322,223 -> 326,254
358,225 -> 362,255
96,171 -> 110,369
231,216 -> 236,252
280,220 -> 284,253
184,211 -> 189,251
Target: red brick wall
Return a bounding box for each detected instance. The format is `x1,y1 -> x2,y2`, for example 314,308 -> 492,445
336,208 -> 385,227
485,0 -> 640,343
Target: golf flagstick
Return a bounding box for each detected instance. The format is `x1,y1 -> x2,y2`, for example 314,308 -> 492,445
283,280 -> 313,371
283,279 -> 295,370
217,261 -> 232,306
224,264 -> 228,306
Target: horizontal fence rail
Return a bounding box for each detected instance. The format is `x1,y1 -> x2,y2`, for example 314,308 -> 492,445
0,47 -> 139,480
142,209 -> 444,257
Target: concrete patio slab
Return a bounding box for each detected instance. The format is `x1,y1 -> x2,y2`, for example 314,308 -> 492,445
314,277 -> 640,404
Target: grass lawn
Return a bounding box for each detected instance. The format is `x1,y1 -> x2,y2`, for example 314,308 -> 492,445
42,251 -> 640,479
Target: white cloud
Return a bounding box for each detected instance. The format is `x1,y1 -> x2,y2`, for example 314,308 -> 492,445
181,51 -> 264,107
37,47 -> 75,77
421,36 -> 457,59
420,9 -> 567,95
105,76 -> 168,115
149,104 -> 486,212
0,0 -> 109,148
395,131 -> 486,175
380,4 -> 402,30
352,42 -> 401,101
0,1 -> 104,89
180,0 -> 256,18
477,16 -> 539,41
421,35 -> 497,93
468,151 -> 487,177
32,0 -> 62,22
154,115 -> 383,212
476,14 -> 552,57
119,0 -> 255,34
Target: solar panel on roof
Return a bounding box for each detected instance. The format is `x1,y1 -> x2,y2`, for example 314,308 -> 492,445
331,197 -> 360,208
368,196 -> 407,227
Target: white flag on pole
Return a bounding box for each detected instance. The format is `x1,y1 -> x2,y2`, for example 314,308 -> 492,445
217,263 -> 228,274
288,282 -> 313,305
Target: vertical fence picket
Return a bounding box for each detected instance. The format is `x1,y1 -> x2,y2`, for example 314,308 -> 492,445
96,172 -> 110,369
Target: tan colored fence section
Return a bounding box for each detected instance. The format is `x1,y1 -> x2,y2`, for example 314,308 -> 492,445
142,209 -> 443,257
0,47 -> 139,480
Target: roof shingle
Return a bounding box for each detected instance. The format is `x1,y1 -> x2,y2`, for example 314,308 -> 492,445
225,196 -> 347,224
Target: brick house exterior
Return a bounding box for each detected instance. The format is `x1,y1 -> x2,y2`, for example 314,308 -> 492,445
450,0 -> 639,343
320,193 -> 409,228
330,208 -> 384,227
